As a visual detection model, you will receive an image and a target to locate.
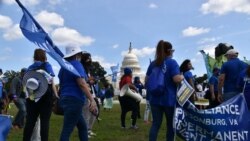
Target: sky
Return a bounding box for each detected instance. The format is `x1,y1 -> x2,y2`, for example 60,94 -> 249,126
0,0 -> 250,84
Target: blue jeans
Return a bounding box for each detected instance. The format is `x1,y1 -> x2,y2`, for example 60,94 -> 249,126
149,104 -> 175,141
59,96 -> 88,141
13,98 -> 26,128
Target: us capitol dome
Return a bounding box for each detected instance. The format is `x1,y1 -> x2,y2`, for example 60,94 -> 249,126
120,42 -> 142,77
108,42 -> 145,90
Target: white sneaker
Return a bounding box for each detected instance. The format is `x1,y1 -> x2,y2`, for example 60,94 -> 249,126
88,130 -> 97,136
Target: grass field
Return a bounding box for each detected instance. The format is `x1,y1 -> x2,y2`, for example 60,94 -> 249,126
7,101 -> 182,141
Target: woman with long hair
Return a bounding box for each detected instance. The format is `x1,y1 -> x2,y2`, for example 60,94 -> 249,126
23,48 -> 58,141
146,40 -> 183,141
180,59 -> 197,102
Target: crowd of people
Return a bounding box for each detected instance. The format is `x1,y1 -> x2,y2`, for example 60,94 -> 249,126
0,39 -> 249,141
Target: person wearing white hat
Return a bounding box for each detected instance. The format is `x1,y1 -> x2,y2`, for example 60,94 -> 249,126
23,48 -> 58,141
59,46 -> 97,141
218,48 -> 248,102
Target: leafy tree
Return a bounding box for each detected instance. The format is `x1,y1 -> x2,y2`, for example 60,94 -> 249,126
2,70 -> 19,92
89,61 -> 108,88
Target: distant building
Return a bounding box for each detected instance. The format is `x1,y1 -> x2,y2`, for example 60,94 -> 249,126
107,42 -> 145,92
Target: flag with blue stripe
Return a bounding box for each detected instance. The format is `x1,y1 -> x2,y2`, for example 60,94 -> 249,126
16,0 -> 80,77
0,115 -> 12,141
110,64 -> 119,82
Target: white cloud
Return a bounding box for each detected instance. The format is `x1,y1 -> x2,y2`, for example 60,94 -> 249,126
35,10 -> 64,32
3,0 -> 40,6
3,24 -> 23,40
112,44 -> 119,49
201,0 -> 250,15
0,15 -> 13,29
4,47 -> 12,52
121,46 -> 155,58
92,55 -> 116,69
149,3 -> 158,9
198,37 -> 220,44
182,26 -> 210,37
199,44 -> 217,58
48,0 -> 63,5
51,27 -> 95,47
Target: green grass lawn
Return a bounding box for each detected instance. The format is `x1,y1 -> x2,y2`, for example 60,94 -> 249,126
7,102 -> 182,141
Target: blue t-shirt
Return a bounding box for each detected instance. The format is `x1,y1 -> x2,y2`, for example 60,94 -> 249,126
220,58 -> 248,93
58,60 -> 87,102
134,83 -> 144,95
237,69 -> 250,108
28,61 -> 55,77
183,71 -> 193,84
209,75 -> 218,92
146,58 -> 180,106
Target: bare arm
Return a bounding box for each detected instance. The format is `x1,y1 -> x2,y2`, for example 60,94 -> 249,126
217,74 -> 225,102
76,77 -> 96,111
209,84 -> 215,101
173,74 -> 184,84
51,78 -> 59,98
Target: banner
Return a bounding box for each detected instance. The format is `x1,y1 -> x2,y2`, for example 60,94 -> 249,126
177,79 -> 194,106
110,64 -> 119,82
0,115 -> 12,141
175,94 -> 250,141
16,0 -> 80,77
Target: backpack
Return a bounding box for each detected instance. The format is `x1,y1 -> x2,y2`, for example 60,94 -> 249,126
146,60 -> 167,96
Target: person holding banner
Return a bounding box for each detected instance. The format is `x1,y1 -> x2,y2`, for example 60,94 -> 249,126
59,46 -> 97,141
180,59 -> 197,103
205,67 -> 221,108
146,40 -> 183,141
218,49 -> 248,102
237,64 -> 250,109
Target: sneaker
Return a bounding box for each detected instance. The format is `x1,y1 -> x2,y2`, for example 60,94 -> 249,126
88,130 -> 97,136
130,125 -> 139,129
88,135 -> 91,138
121,126 -> 126,129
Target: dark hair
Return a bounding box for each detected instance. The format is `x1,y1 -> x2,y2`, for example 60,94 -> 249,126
0,69 -> 2,74
155,40 -> 173,66
180,59 -> 191,73
33,48 -> 46,62
247,65 -> 250,77
81,52 -> 92,74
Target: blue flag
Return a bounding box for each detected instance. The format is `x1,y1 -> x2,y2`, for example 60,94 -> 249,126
110,64 -> 119,82
0,115 -> 12,141
16,0 -> 80,77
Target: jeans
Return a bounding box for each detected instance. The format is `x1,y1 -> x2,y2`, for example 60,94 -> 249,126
59,96 -> 88,141
13,98 -> 26,128
149,104 -> 175,141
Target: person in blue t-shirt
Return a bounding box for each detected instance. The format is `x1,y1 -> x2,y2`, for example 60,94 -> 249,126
133,76 -> 144,119
146,40 -> 183,141
206,67 -> 221,108
58,46 -> 96,141
237,64 -> 250,109
218,49 -> 248,102
180,59 -> 197,102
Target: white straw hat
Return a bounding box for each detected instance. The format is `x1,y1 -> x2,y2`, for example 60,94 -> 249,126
26,78 -> 39,90
22,71 -> 48,100
63,46 -> 82,58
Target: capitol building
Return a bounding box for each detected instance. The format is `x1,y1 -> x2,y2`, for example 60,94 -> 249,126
107,43 -> 145,90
